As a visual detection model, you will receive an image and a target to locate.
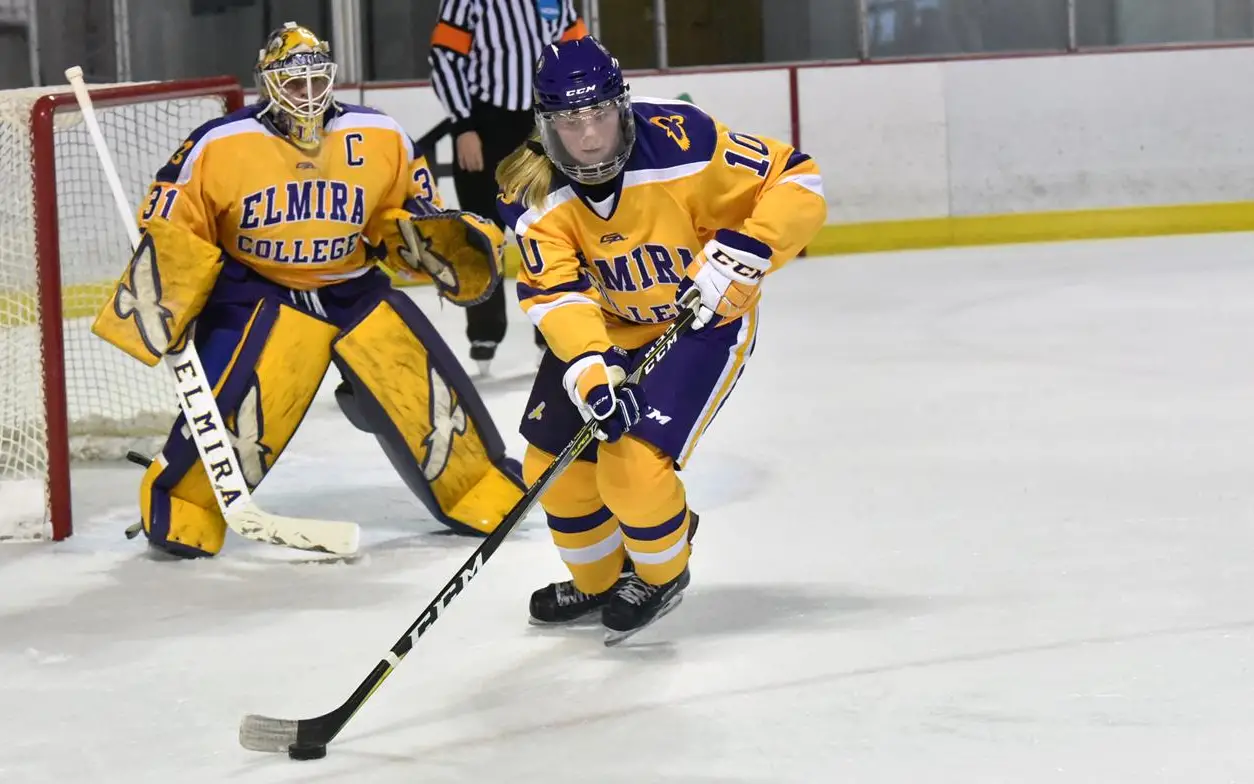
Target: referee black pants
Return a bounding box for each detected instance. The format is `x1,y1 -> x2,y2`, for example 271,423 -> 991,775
453,99 -> 545,350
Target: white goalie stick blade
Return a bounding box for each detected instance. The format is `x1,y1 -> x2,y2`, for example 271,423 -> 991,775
238,714 -> 299,753
123,452 -> 360,556
227,505 -> 360,556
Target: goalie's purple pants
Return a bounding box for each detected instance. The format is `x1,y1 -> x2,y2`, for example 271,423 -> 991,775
194,258 -> 393,383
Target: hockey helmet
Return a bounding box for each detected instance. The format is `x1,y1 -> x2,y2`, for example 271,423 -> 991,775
255,21 -> 337,150
533,37 -> 635,185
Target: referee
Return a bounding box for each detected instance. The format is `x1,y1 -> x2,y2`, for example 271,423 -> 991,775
429,0 -> 587,375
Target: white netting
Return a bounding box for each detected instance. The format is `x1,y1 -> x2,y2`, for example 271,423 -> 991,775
0,82 -> 231,540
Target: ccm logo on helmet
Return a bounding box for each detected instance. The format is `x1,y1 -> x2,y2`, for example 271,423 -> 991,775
565,86 -> 596,97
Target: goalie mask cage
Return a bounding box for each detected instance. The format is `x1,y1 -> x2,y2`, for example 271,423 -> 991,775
0,77 -> 244,543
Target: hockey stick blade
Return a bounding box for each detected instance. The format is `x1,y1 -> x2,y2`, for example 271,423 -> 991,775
239,310 -> 694,756
227,505 -> 360,556
238,715 -> 299,753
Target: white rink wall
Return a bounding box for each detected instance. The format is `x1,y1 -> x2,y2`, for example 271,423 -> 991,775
350,44 -> 1254,227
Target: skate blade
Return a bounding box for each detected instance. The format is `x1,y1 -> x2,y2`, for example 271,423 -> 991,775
603,593 -> 684,647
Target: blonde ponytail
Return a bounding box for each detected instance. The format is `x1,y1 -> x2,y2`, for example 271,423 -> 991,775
496,134 -> 554,211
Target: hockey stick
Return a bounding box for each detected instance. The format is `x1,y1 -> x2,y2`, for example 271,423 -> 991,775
64,66 -> 360,556
239,309 -> 695,760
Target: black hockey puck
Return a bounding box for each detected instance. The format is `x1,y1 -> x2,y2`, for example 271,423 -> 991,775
288,743 -> 326,760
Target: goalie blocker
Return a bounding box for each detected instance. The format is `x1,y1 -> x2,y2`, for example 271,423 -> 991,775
94,217 -> 523,557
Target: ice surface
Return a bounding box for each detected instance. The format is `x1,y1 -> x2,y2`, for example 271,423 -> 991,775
0,477 -> 46,540
4,233 -> 1254,783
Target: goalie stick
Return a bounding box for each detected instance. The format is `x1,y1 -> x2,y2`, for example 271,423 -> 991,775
238,308 -> 695,760
64,66 -> 360,557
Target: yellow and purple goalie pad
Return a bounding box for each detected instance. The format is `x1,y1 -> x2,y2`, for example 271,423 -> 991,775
139,264 -> 527,556
332,291 -> 525,535
140,298 -> 340,557
91,217 -> 224,366
375,202 -> 504,307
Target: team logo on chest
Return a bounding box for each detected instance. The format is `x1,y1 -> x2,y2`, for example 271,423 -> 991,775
236,179 -> 367,264
587,242 -> 693,324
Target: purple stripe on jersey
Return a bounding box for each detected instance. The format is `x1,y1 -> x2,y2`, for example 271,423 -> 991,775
783,150 -> 812,171
713,228 -> 772,260
516,277 -> 594,301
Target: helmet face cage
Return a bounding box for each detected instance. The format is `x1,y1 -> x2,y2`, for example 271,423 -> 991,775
256,23 -> 337,149
538,91 -> 635,185
532,38 -> 636,185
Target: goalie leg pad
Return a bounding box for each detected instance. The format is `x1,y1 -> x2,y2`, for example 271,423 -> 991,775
331,290 -> 524,536
92,217 -> 225,366
523,445 -> 626,595
141,298 -> 337,556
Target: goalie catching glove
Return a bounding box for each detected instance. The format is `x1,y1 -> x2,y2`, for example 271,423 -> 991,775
377,200 -> 505,307
677,228 -> 772,330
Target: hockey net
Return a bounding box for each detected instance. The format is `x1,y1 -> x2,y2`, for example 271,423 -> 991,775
0,77 -> 244,542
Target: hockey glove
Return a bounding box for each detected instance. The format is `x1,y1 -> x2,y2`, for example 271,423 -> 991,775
381,200 -> 504,307
562,347 -> 645,443
677,228 -> 772,329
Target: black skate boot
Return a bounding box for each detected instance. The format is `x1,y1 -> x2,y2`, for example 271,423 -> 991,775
601,566 -> 691,646
529,512 -> 699,628
469,340 -> 497,376
528,561 -> 634,626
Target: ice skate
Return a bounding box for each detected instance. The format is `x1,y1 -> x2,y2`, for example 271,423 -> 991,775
602,566 -> 690,646
470,340 -> 497,376
528,512 -> 698,627
528,561 -> 634,625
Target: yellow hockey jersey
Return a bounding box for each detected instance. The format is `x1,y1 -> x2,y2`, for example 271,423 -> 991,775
138,101 -> 441,290
498,98 -> 826,363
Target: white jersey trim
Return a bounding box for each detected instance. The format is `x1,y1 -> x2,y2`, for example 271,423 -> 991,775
512,158 -> 708,237
325,112 -> 414,163
175,118 -> 269,185
524,291 -> 600,328
513,185 -> 577,236
777,172 -> 824,198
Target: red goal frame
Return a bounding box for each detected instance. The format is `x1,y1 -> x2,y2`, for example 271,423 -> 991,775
28,76 -> 245,541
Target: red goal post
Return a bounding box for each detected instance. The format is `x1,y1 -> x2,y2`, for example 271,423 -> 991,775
0,77 -> 244,543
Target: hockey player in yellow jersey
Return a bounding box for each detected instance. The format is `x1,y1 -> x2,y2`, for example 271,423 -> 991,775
92,22 -> 525,558
496,37 -> 825,643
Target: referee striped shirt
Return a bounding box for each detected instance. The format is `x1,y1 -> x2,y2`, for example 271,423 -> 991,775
429,0 -> 588,133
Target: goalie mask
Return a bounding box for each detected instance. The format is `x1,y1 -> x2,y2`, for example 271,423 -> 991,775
533,37 -> 635,185
256,21 -> 337,150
